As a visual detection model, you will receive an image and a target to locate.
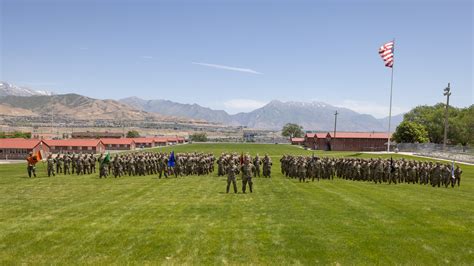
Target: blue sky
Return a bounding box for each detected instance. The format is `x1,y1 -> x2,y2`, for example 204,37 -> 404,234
1,0 -> 472,117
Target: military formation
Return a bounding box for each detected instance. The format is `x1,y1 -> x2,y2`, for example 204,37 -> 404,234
217,153 -> 272,193
97,152 -> 215,178
280,155 -> 463,188
28,151 -> 464,190
217,153 -> 272,178
45,153 -> 97,177
40,151 -> 215,179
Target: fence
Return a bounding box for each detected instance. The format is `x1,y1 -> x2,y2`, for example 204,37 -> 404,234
396,143 -> 473,164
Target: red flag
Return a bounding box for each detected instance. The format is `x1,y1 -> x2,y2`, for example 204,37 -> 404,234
36,150 -> 42,161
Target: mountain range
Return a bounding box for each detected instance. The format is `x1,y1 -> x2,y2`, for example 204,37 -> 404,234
120,97 -> 403,131
0,81 -> 403,131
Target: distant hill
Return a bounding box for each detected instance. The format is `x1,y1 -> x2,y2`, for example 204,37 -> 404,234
0,81 -> 54,97
121,97 -> 238,125
0,94 -> 177,121
121,97 -> 401,131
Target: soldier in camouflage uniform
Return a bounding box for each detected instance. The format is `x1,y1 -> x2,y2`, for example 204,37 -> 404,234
253,154 -> 261,177
47,154 -> 56,177
262,154 -> 272,178
63,154 -> 71,175
241,156 -> 256,193
55,154 -> 63,174
226,160 -> 239,193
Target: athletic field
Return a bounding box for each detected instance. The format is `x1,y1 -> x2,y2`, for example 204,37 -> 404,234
0,143 -> 472,264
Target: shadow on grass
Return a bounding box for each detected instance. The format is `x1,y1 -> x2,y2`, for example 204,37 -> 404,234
347,153 -> 363,157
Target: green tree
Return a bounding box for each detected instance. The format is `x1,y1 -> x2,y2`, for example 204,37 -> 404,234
392,121 -> 429,143
189,132 -> 208,142
126,130 -> 140,138
281,123 -> 304,138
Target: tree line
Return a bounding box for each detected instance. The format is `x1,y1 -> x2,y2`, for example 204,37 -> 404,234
393,104 -> 473,146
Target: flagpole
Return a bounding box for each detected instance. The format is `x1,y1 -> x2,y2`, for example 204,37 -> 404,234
387,39 -> 395,153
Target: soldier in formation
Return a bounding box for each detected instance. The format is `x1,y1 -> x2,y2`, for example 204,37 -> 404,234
262,154 -> 272,178
281,155 -> 462,188
47,154 -> 56,177
226,160 -> 239,193
241,155 -> 256,193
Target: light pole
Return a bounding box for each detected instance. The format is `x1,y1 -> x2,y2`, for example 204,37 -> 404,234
333,111 -> 338,138
443,83 -> 451,150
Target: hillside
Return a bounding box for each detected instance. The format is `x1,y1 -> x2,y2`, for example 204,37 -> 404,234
0,94 -> 175,121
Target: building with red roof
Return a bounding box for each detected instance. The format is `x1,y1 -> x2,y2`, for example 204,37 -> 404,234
328,132 -> 390,151
100,138 -> 136,151
132,138 -> 155,148
304,132 -> 391,151
153,137 -> 168,147
0,138 -> 50,159
43,139 -> 105,154
304,132 -> 330,150
290,137 -> 305,145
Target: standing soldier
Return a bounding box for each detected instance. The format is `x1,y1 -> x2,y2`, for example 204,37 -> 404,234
47,154 -> 56,177
63,154 -> 71,175
262,154 -> 272,178
226,161 -> 239,193
298,157 -> 307,183
55,154 -> 63,174
26,152 -> 38,178
253,154 -> 261,177
76,154 -> 83,175
241,156 -> 256,193
90,154 -> 96,173
83,154 -> 91,175
71,153 -> 77,174
454,165 -> 462,187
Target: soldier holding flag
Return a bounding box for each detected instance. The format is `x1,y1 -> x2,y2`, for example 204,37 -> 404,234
26,151 -> 40,178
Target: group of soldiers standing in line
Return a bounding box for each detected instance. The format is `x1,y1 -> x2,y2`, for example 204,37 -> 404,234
217,153 -> 272,193
39,151 -> 215,179
28,151 -> 464,189
45,153 -> 97,177
98,152 -> 215,178
280,155 -> 463,188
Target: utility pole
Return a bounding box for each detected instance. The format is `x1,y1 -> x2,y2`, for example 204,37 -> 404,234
51,108 -> 54,136
443,83 -> 451,150
333,111 -> 338,138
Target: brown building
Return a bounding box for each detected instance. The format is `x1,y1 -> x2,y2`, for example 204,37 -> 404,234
44,139 -> 105,154
328,132 -> 390,151
101,138 -> 136,151
304,132 -> 390,151
153,137 -> 168,147
304,133 -> 330,150
0,139 -> 50,159
132,138 -> 155,148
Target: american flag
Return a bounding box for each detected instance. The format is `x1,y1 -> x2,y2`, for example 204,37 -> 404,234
379,41 -> 394,68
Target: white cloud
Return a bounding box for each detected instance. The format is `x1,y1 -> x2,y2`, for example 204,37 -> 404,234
223,99 -> 268,113
192,62 -> 262,75
335,99 -> 408,118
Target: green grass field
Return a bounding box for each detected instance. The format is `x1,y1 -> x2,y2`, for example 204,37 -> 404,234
0,143 -> 472,264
